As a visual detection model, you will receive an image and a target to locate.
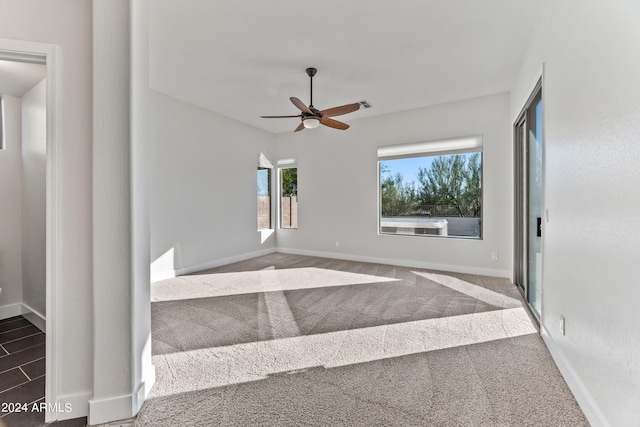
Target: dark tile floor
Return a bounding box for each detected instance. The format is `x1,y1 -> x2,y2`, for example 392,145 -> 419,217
0,316 -> 86,427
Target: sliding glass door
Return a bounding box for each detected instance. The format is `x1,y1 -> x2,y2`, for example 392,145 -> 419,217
514,81 -> 543,319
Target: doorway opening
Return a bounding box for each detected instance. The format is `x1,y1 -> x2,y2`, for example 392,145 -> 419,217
0,40 -> 59,424
514,79 -> 543,320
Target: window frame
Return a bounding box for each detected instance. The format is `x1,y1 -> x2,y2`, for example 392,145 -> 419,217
377,135 -> 484,240
277,158 -> 298,230
257,166 -> 272,230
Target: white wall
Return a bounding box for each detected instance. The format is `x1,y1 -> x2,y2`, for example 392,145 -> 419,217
0,0 -> 94,417
149,90 -> 277,281
276,93 -> 512,278
0,95 -> 22,315
91,0 -> 135,423
131,0 -> 155,420
91,2 -> 156,423
512,1 -> 640,426
21,79 -> 46,318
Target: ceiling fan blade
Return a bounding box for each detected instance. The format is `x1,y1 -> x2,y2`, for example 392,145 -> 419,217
320,116 -> 349,130
260,115 -> 302,118
294,122 -> 305,132
290,97 -> 313,114
320,103 -> 360,118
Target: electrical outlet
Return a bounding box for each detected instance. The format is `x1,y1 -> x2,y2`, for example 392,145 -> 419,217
335,241 -> 340,247
490,252 -> 498,261
560,315 -> 565,335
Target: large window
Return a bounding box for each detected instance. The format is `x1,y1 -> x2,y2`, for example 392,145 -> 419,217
378,135 -> 483,239
257,167 -> 271,229
278,159 -> 298,229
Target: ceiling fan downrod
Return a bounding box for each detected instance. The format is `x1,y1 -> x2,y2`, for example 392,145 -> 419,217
306,67 -> 317,109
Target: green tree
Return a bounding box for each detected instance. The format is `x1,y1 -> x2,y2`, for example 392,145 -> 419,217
417,154 -> 481,217
462,153 -> 481,217
281,168 -> 297,197
381,172 -> 418,216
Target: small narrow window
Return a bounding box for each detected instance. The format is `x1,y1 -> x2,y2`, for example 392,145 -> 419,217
278,158 -> 298,229
257,153 -> 274,230
378,135 -> 483,239
257,167 -> 271,230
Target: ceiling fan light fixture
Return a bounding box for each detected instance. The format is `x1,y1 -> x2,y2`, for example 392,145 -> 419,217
303,116 -> 320,129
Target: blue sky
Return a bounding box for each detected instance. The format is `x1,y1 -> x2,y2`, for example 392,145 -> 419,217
381,152 -> 480,188
380,157 -> 435,187
257,169 -> 270,196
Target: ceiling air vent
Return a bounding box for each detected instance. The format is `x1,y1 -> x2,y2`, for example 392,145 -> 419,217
359,100 -> 372,109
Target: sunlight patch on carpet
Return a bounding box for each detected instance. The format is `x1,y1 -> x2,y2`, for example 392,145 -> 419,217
150,307 -> 536,398
151,267 -> 400,302
413,271 -> 521,309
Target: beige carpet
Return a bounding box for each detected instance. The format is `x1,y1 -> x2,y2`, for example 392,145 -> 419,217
136,253 -> 588,426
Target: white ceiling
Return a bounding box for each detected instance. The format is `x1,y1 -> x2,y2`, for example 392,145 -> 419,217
0,60 -> 46,97
149,0 -> 540,134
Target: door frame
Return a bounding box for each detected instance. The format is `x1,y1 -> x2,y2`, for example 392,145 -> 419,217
514,75 -> 544,320
0,38 -> 60,423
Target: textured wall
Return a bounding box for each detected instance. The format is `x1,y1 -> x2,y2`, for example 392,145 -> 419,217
276,93 -> 512,278
149,90 -> 277,279
512,1 -> 640,425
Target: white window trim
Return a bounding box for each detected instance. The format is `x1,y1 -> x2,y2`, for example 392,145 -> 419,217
377,135 -> 484,240
378,134 -> 483,161
277,158 -> 298,230
257,153 -> 274,230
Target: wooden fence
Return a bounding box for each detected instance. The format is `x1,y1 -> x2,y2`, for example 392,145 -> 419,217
257,196 -> 270,229
257,196 -> 298,229
281,196 -> 298,229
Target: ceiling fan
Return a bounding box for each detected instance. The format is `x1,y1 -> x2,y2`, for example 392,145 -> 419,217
261,68 -> 361,132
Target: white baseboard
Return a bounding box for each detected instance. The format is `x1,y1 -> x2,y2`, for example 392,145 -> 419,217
133,363 -> 156,416
277,247 -> 512,279
21,302 -> 46,332
151,247 -> 278,282
0,303 -> 23,320
179,247 -> 278,276
54,391 -> 91,422
0,302 -> 46,331
150,268 -> 176,283
88,393 -> 136,425
69,366 -> 154,425
152,246 -> 510,281
540,325 -> 609,427
151,248 -> 278,282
